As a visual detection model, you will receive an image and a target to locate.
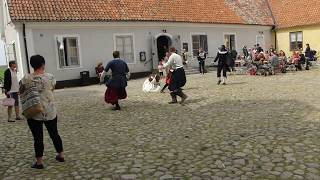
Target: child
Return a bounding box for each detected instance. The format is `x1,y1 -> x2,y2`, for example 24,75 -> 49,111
158,60 -> 164,77
95,62 -> 104,78
142,74 -> 161,93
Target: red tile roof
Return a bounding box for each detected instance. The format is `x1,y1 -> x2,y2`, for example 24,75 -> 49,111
8,0 -> 274,26
268,0 -> 320,29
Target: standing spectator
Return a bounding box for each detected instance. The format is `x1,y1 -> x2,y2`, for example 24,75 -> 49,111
305,44 -> 312,70
257,44 -> 263,53
243,46 -> 249,58
305,44 -> 311,59
163,47 -> 188,105
214,45 -> 229,85
229,49 -> 238,71
95,62 -> 104,78
197,48 -> 206,74
4,61 -> 21,122
20,55 -> 64,169
104,51 -> 130,111
182,49 -> 188,66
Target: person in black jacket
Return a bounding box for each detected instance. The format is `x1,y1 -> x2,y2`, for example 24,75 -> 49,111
4,61 -> 21,122
214,45 -> 229,85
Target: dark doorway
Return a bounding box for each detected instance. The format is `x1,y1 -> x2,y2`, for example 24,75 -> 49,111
157,36 -> 172,61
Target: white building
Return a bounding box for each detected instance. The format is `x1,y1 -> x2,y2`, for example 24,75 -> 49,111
0,0 -> 275,87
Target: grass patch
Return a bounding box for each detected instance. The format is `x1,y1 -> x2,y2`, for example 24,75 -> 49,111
0,67 -> 5,81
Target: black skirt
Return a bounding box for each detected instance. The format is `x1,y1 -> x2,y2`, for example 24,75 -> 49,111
169,68 -> 186,91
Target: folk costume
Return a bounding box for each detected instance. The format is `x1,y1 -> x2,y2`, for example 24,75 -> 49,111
214,46 -> 229,85
142,75 -> 161,93
104,58 -> 129,110
163,52 -> 188,104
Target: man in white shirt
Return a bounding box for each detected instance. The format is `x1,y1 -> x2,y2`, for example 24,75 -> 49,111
163,47 -> 188,105
4,61 -> 21,122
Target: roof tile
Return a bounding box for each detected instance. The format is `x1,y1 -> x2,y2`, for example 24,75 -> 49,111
8,0 -> 274,25
268,0 -> 320,29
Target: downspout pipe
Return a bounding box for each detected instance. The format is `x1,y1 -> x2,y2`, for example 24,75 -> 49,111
22,23 -> 30,73
266,0 -> 277,50
272,25 -> 277,50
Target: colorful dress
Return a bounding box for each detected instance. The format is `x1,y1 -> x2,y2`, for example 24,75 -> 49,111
104,58 -> 129,105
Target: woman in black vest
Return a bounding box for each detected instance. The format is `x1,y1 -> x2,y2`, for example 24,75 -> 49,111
214,45 -> 229,85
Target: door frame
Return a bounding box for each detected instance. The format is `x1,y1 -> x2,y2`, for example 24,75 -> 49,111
152,33 -> 173,69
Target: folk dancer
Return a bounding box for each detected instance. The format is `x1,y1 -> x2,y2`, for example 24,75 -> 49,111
214,45 -> 229,85
103,51 -> 130,110
163,47 -> 188,105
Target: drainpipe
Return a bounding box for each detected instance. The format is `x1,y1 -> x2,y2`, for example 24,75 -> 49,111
266,0 -> 277,50
22,23 -> 30,73
271,25 -> 277,50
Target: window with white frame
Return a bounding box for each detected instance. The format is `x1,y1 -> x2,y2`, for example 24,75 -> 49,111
192,34 -> 208,56
56,36 -> 80,68
6,43 -> 17,62
224,34 -> 236,51
115,35 -> 134,63
290,31 -> 303,51
5,43 -> 18,71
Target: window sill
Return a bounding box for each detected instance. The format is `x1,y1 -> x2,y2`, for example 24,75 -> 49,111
57,66 -> 82,70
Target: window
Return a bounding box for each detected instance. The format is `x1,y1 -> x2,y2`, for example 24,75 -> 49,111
192,35 -> 208,56
224,34 -> 236,51
56,36 -> 80,68
290,31 -> 303,51
115,35 -> 134,63
5,43 -> 18,71
6,43 -> 17,62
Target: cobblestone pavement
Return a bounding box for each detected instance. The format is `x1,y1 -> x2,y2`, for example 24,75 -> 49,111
1,69 -> 320,180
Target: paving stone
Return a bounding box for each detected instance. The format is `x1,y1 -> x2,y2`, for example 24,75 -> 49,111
293,169 -> 305,175
121,174 -> 137,180
1,71 -> 320,179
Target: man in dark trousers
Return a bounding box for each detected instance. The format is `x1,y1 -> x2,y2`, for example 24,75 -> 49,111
4,61 -> 21,122
214,45 -> 229,85
163,47 -> 188,105
104,51 -> 130,110
305,44 -> 312,70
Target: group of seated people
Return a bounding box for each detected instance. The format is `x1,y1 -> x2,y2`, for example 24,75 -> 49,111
237,48 -> 317,75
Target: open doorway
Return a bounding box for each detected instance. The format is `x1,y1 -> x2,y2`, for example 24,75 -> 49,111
157,36 -> 172,62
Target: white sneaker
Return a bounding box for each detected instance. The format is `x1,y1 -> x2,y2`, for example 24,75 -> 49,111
222,77 -> 227,85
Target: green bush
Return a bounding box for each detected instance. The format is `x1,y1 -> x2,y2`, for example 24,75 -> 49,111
0,67 -> 5,81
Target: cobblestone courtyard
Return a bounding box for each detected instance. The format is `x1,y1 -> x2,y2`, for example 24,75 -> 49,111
1,70 -> 320,180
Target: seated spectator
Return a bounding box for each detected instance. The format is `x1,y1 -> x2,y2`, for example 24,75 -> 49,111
269,51 -> 279,71
257,52 -> 266,64
291,51 -> 300,64
264,51 -> 270,61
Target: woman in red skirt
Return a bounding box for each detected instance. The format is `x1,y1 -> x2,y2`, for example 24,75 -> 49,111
160,69 -> 172,93
104,51 -> 130,110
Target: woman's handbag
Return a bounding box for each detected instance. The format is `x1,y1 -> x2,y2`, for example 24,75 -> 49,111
22,103 -> 44,119
20,85 -> 44,119
2,97 -> 15,106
